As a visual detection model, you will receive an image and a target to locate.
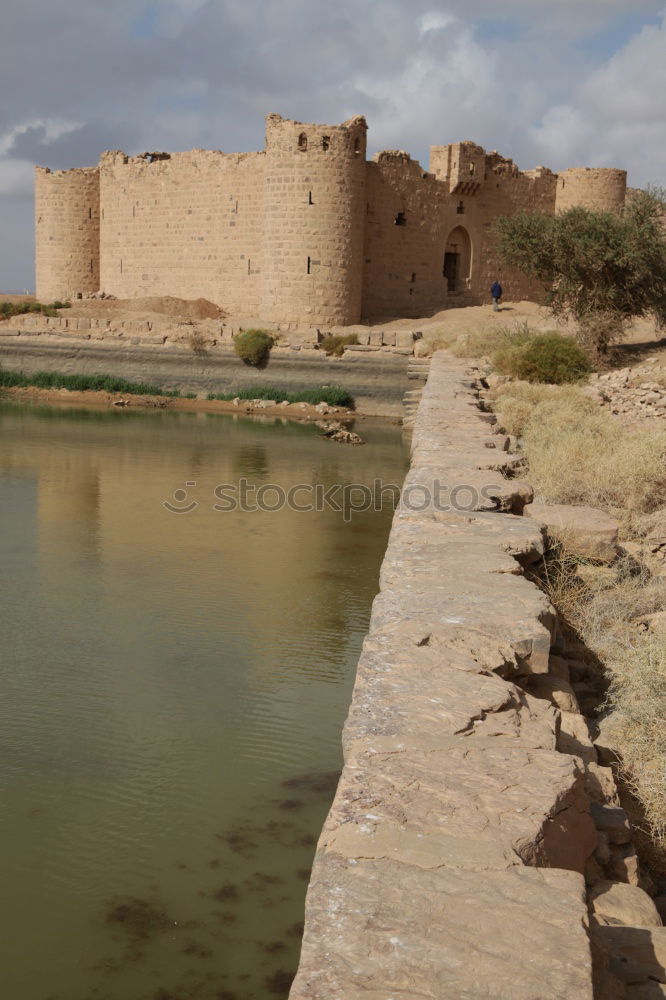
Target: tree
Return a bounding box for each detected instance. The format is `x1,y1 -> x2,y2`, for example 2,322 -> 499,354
492,187 -> 666,353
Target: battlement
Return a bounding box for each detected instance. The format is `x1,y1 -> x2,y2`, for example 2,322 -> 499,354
35,113 -> 629,324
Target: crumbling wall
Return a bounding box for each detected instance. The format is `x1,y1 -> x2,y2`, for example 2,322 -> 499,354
35,166 -> 100,302
99,149 -> 265,313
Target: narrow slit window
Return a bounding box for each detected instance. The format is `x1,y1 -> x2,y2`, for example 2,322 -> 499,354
322,136 -> 330,151
411,272 -> 416,283
120,259 -> 123,274
308,191 -> 313,205
247,258 -> 251,275
469,163 -> 475,175
354,137 -> 361,156
132,205 -> 136,217
298,132 -> 307,152
90,258 -> 94,273
307,256 -> 311,274
88,207 -> 92,219
457,201 -> 465,214
394,212 -> 406,226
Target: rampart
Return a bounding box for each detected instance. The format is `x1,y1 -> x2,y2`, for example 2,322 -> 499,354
289,352 -> 640,998
35,115 -> 629,327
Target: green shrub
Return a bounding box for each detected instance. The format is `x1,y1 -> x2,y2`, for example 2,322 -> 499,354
234,329 -> 274,366
493,332 -> 591,384
319,333 -> 359,357
0,300 -> 70,320
205,385 -> 354,408
0,369 -> 181,397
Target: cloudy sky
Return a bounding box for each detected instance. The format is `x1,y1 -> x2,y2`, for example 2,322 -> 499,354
1,0 -> 665,290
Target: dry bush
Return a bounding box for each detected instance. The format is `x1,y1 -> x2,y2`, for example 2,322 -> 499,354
493,381 -> 596,436
493,382 -> 666,521
188,330 -> 207,355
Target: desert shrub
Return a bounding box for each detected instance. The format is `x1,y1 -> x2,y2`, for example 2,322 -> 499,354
492,188 -> 666,354
0,300 -> 68,320
493,332 -> 591,384
234,329 -> 274,366
188,330 -> 207,355
319,334 -> 359,357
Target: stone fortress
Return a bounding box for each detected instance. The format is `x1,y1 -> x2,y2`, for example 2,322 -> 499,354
35,113 -> 628,327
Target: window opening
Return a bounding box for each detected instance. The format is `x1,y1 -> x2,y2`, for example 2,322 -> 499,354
298,133 -> 307,152
394,212 -> 406,226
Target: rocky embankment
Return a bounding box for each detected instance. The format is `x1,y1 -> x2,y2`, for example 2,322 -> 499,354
289,351 -> 664,999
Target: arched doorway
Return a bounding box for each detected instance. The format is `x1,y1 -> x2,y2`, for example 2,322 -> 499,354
443,226 -> 472,293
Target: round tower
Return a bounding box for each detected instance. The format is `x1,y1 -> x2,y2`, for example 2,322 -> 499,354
261,114 -> 367,327
555,167 -> 627,214
35,166 -> 100,302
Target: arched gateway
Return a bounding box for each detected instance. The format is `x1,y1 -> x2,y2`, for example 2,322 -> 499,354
443,226 -> 472,293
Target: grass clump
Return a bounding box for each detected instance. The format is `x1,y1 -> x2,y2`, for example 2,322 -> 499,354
0,300 -> 71,320
493,381 -> 666,519
205,385 -> 353,408
0,369 -> 181,397
319,334 -> 359,357
493,331 -> 591,384
234,329 -> 274,366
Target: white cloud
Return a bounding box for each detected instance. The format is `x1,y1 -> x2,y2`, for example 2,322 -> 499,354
532,11 -> 666,182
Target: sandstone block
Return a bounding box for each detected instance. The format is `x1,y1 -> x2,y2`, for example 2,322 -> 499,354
525,674 -> 580,714
524,502 -> 619,562
394,330 -> 415,349
590,881 -> 663,927
591,803 -> 632,844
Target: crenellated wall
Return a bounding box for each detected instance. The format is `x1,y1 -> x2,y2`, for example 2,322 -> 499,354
34,114 -> 630,322
35,166 -> 100,302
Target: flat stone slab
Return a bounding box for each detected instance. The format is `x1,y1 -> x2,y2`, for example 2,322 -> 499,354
524,501 -> 619,562
291,857 -> 593,1000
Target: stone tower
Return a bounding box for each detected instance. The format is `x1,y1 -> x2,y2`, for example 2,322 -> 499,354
260,114 -> 367,326
555,167 -> 627,213
35,166 -> 100,301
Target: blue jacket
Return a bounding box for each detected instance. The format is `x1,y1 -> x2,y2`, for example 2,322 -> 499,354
490,281 -> 502,299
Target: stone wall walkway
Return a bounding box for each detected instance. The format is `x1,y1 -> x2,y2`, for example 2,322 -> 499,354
289,351 -> 598,998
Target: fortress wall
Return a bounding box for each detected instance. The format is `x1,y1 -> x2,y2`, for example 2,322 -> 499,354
260,115 -> 367,327
362,155 -> 451,320
35,167 -> 100,302
556,168 -> 627,213
474,166 -> 558,303
290,351 -> 599,999
99,150 -> 265,311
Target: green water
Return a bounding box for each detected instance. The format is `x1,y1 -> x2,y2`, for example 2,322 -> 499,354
0,402 -> 407,1000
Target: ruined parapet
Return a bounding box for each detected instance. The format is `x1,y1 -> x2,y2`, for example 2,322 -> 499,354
429,141 -> 487,194
556,167 -> 627,214
261,114 -> 367,326
35,166 -> 100,302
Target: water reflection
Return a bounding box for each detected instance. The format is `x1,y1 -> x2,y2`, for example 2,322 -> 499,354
0,403 -> 407,999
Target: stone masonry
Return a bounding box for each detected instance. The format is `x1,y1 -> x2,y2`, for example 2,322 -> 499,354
35,114 -> 628,326
287,350 -> 651,999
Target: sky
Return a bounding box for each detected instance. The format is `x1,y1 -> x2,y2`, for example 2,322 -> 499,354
1,0 -> 665,290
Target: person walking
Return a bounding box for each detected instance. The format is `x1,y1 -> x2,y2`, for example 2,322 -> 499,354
490,279 -> 502,311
